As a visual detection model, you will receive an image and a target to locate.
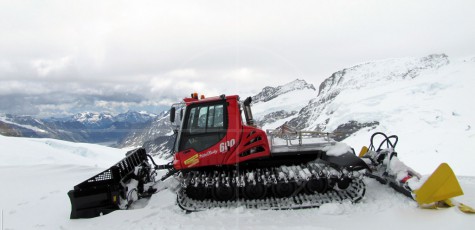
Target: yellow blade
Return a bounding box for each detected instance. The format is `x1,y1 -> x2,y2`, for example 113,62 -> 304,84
415,163 -> 464,205
358,146 -> 369,157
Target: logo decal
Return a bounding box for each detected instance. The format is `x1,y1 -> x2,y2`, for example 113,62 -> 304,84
184,154 -> 199,167
200,150 -> 217,159
219,139 -> 236,153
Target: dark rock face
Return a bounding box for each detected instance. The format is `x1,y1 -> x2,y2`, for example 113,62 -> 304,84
332,121 -> 380,141
142,135 -> 176,159
117,111 -> 173,151
258,110 -> 298,127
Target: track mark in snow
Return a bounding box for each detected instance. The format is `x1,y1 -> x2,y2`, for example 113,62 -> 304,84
17,201 -> 28,206
319,202 -> 352,215
143,211 -> 160,219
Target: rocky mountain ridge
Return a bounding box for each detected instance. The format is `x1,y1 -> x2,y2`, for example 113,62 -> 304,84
0,111 -> 156,145
288,54 -> 451,136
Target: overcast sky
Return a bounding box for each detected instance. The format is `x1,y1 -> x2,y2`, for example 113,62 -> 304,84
1,0 -> 474,117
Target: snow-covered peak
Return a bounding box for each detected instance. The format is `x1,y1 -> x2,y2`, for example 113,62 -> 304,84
139,110 -> 157,117
250,79 -> 317,130
115,110 -> 156,123
317,54 -> 449,98
252,79 -> 316,104
72,112 -> 114,124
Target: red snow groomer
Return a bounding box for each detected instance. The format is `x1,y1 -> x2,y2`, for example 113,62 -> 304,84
67,93 -> 472,219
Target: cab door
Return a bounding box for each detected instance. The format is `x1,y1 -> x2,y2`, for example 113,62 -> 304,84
177,101 -> 227,166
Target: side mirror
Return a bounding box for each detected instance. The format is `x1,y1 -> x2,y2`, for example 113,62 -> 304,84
170,107 -> 176,123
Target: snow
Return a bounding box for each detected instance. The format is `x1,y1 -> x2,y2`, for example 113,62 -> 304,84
0,135 -> 474,230
323,142 -> 352,157
0,135 -> 127,167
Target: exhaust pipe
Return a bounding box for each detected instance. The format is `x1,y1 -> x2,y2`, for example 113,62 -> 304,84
243,97 -> 255,126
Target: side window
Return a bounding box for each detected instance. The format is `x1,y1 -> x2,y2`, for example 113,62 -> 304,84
179,102 -> 227,152
187,107 -> 197,132
207,105 -> 224,128
197,106 -> 208,129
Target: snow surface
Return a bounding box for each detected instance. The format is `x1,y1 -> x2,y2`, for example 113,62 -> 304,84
323,142 -> 352,157
0,135 -> 126,167
1,135 -> 474,230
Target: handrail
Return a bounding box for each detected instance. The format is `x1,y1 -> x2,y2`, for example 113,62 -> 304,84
266,129 -> 339,150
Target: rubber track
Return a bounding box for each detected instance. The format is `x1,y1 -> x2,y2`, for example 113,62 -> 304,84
176,178 -> 366,212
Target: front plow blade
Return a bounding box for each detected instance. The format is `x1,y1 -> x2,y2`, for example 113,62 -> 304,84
68,148 -> 149,219
415,163 -> 463,206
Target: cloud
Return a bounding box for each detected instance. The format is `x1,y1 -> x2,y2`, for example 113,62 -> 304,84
0,95 -> 40,115
31,56 -> 72,77
1,0 -> 474,117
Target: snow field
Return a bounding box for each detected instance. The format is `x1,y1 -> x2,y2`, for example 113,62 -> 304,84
0,129 -> 474,229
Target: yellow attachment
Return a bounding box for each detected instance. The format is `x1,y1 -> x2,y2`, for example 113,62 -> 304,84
444,199 -> 475,214
457,203 -> 475,214
415,163 -> 464,206
421,199 -> 475,214
358,146 -> 369,158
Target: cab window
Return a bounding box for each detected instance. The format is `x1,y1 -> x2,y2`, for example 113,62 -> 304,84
179,102 -> 226,152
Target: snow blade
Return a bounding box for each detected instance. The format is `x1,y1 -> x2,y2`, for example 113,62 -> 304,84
415,163 -> 463,206
68,148 -> 149,219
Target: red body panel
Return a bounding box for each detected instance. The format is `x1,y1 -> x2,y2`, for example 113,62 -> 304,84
173,95 -> 271,170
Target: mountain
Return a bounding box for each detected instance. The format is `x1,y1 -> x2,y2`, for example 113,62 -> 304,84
252,79 -> 316,103
71,112 -> 115,128
115,111 -> 157,123
0,114 -> 74,139
117,111 -> 175,158
251,79 -> 317,129
288,54 -> 452,136
0,111 -> 157,146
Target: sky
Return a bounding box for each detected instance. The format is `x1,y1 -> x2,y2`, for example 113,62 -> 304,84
1,0 -> 474,117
